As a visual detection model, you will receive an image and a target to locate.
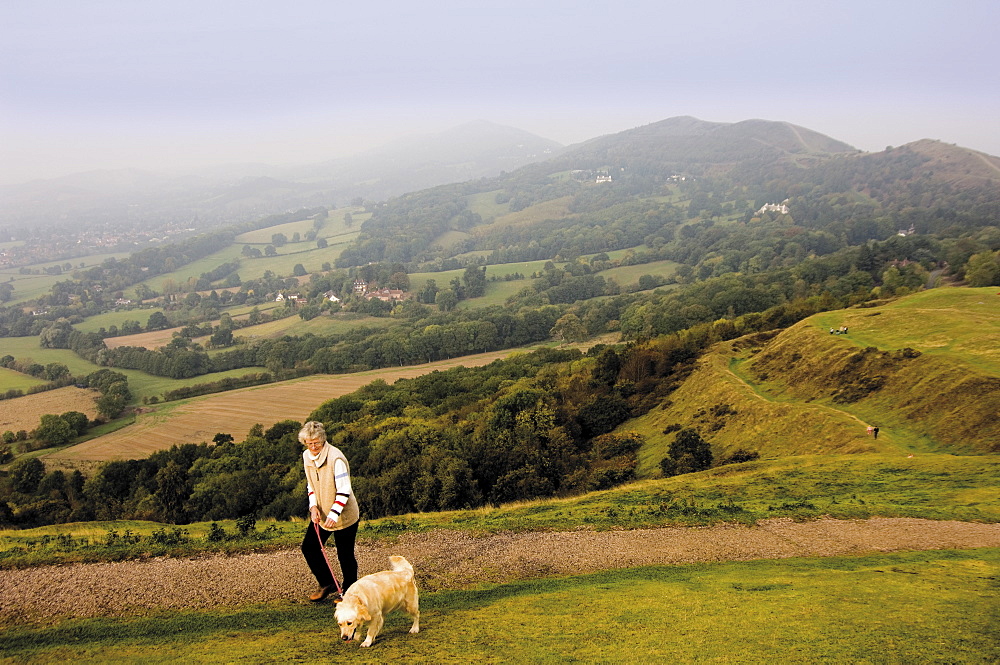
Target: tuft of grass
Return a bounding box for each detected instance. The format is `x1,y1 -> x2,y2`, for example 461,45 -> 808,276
1,549 -> 996,663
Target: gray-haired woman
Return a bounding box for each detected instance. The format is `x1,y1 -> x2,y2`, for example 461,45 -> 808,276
298,420 -> 359,601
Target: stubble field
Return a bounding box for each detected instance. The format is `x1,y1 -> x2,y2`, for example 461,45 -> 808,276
43,350 -> 520,464
0,386 -> 99,435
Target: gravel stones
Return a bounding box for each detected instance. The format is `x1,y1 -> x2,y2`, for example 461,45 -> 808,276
2,518 -> 999,626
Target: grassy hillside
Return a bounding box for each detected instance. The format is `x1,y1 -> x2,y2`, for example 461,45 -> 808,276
627,287 -> 1000,477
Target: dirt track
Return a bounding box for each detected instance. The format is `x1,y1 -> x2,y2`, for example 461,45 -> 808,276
3,517 -> 999,626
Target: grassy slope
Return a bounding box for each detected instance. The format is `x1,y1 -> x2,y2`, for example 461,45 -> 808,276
629,287 -> 1000,477
2,550 -> 997,663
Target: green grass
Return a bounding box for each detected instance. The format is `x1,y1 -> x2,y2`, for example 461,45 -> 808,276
2,549 -> 996,663
812,287 -> 1000,374
73,306 -> 167,333
0,335 -> 274,402
0,366 -> 47,392
230,311 -> 401,341
0,252 -> 130,305
464,190 -> 511,221
595,258 -> 679,287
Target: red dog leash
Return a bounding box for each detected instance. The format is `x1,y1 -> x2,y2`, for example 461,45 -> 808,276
314,520 -> 344,596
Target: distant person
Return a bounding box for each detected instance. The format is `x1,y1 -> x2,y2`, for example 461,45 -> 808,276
299,420 -> 360,602
867,425 -> 874,437
873,426 -> 879,440
830,328 -> 836,334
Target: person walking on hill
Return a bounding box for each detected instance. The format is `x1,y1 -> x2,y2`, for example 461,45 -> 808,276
298,420 -> 360,602
873,426 -> 879,440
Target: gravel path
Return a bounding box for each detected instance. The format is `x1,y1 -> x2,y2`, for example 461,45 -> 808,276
3,517 -> 1000,626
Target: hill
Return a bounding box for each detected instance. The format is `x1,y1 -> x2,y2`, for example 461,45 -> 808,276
628,287 -> 1000,476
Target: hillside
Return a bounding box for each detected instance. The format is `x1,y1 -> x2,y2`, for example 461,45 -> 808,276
629,287 -> 1000,476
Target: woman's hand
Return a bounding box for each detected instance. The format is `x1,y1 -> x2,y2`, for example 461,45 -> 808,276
322,516 -> 337,529
309,505 -> 322,524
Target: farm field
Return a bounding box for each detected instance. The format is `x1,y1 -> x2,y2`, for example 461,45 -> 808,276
0,251 -> 130,306
0,367 -> 46,394
43,348 -> 525,463
597,258 -> 679,287
0,386 -> 99,434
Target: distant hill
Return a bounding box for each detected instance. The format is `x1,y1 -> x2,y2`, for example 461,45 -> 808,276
553,116 -> 856,172
282,120 -> 563,201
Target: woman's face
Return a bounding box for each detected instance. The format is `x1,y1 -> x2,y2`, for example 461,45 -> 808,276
304,437 -> 325,454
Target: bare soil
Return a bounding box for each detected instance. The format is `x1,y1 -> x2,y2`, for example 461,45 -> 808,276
3,517 -> 999,626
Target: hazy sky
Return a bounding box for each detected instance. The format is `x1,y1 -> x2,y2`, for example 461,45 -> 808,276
2,0 -> 998,185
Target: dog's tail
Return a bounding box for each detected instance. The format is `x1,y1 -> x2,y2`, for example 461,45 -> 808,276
388,555 -> 414,577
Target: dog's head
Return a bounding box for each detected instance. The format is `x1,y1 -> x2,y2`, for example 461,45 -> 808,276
334,595 -> 371,642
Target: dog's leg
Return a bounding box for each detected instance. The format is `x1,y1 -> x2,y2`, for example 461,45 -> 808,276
405,592 -> 420,634
360,615 -> 384,647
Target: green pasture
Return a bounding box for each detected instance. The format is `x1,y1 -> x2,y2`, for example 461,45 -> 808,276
602,245 -> 653,261
0,252 -> 130,305
0,335 -> 271,402
234,207 -> 366,245
596,258 -> 679,287
0,336 -> 104,378
126,221 -> 364,299
0,272 -> 65,306
464,190 -> 510,221
0,367 -> 46,393
1,549 -> 996,663
813,287 -> 1000,374
74,306 -> 166,333
429,230 -> 472,252
230,311 -> 401,341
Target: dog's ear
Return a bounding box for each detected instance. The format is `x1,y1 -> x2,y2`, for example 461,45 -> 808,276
357,600 -> 372,622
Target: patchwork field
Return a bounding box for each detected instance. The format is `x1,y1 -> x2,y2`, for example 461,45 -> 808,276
43,349 -> 523,463
0,386 -> 99,435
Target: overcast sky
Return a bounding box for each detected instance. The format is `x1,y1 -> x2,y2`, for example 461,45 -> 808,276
2,0 -> 998,185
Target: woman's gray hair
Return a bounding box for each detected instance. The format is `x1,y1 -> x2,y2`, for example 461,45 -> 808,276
298,420 -> 327,444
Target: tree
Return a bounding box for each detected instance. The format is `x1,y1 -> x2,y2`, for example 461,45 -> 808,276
965,251 -> 1000,287
60,411 -> 89,436
39,320 -> 74,348
271,233 -> 287,247
660,428 -> 713,476
265,245 -> 278,257
292,264 -> 307,277
146,311 -> 170,331
317,237 -> 328,249
418,279 -> 439,304
462,266 -> 487,298
437,289 -> 458,311
154,461 -> 190,523
550,313 -> 588,342
9,458 -> 45,494
35,414 -> 74,446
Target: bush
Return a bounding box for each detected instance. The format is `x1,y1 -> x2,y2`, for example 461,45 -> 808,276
207,522 -> 228,542
235,515 -> 257,537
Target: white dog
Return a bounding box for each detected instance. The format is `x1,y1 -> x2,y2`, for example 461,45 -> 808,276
334,555 -> 420,647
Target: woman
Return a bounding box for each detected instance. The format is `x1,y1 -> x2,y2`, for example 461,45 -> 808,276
298,420 -> 359,601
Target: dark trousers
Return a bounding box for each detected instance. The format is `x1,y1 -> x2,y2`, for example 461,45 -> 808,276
301,520 -> 359,591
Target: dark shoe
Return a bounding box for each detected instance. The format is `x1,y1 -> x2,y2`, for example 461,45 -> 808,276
309,585 -> 336,602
